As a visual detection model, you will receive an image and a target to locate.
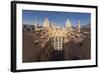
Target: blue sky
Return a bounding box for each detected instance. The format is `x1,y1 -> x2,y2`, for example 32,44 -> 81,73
22,10 -> 91,27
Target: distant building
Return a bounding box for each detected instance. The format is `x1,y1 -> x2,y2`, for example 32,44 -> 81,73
23,24 -> 35,32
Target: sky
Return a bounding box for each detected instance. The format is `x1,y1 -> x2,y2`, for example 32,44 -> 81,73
22,10 -> 91,27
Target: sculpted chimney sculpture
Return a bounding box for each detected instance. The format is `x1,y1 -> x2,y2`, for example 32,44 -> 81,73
66,19 -> 72,29
43,17 -> 50,28
77,20 -> 81,33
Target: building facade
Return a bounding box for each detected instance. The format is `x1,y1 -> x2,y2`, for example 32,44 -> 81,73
34,18 -> 81,50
